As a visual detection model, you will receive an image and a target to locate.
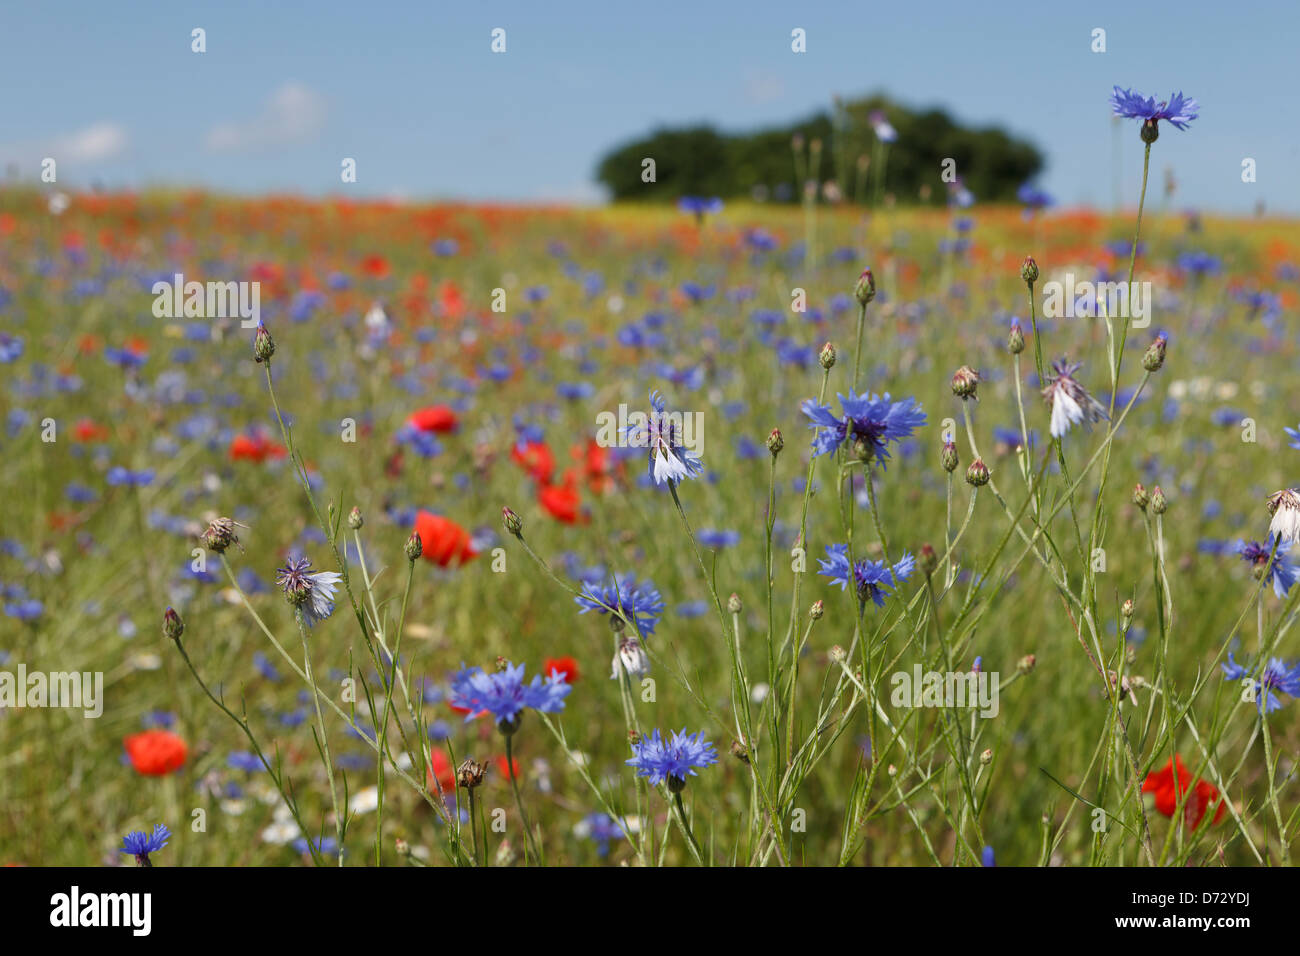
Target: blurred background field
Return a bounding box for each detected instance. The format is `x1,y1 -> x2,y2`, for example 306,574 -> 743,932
1,187 -> 1298,864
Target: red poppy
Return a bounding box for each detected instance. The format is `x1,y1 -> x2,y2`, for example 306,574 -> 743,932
438,280 -> 465,319
360,254 -> 390,279
537,471 -> 587,524
228,431 -> 287,463
427,748 -> 456,794
414,510 -> 478,567
574,438 -> 615,493
543,656 -> 580,683
124,730 -> 188,776
407,405 -> 459,434
73,419 -> 110,443
511,441 -> 555,484
1142,754 -> 1226,829
495,754 -> 521,781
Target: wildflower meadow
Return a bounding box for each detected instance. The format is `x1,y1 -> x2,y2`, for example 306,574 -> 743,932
1,10 -> 1297,890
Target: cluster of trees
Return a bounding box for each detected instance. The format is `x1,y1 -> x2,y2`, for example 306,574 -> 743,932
595,94 -> 1044,206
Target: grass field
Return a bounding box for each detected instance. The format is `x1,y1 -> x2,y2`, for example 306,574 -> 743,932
2,187 -> 1298,866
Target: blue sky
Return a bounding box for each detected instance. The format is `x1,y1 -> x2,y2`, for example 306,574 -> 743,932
2,0 -> 1296,212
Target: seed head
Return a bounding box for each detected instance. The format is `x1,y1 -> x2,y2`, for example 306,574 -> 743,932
199,516 -> 241,554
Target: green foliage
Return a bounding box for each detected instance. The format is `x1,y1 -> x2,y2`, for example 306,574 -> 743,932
595,94 -> 1045,205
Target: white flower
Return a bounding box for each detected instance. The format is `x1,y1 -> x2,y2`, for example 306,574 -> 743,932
1268,489 -> 1300,544
1042,359 -> 1108,439
611,636 -> 650,680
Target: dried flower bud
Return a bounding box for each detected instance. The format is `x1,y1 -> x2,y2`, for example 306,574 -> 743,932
920,543 -> 938,577
809,599 -> 824,620
457,758 -> 486,790
162,607 -> 184,642
1017,654 -> 1037,675
966,457 -> 990,487
347,506 -> 364,530
502,506 -> 523,537
727,592 -> 743,614
730,739 -> 750,764
829,645 -> 847,663
853,268 -> 876,305
1132,483 -> 1150,510
941,440 -> 959,473
766,428 -> 784,457
951,365 -> 981,400
1142,334 -> 1167,372
404,531 -> 423,562
200,516 -> 240,554
1008,320 -> 1025,354
980,749 -> 993,766
253,322 -> 275,363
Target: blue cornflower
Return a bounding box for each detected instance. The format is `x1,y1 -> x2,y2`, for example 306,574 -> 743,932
626,389 -> 703,486
1042,359 -> 1108,439
1222,653 -> 1300,713
1017,182 -> 1053,210
0,334 -> 23,363
626,728 -> 718,788
817,543 -> 915,607
275,556 -> 342,626
677,196 -> 723,219
1284,423 -> 1300,450
449,661 -> 571,728
4,599 -> 43,621
120,824 -> 171,866
697,529 -> 740,549
1237,536 -> 1298,598
981,845 -> 996,867
801,390 -> 926,464
227,751 -> 264,772
577,812 -> 630,857
1109,87 -> 1199,131
575,574 -> 665,636
106,466 -> 155,487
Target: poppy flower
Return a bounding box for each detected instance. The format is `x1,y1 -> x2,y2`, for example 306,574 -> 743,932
360,254 -> 390,279
407,405 -> 459,434
437,280 -> 465,319
228,431 -> 287,463
538,473 -> 586,524
574,438 -> 615,494
512,440 -> 555,484
413,510 -> 478,567
495,754 -> 521,781
1142,754 -> 1226,829
426,748 -> 456,794
124,730 -> 188,776
543,656 -> 580,683
73,419 -> 110,443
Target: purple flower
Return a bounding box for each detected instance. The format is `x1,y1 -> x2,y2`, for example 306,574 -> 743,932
817,544 -> 915,607
1222,653 -> 1300,713
626,728 -> 717,787
120,824 -> 170,866
801,390 -> 926,463
575,574 -> 665,636
1237,536 -> 1298,598
449,661 -> 572,727
625,389 -> 703,485
1110,87 -> 1199,130
275,556 -> 342,626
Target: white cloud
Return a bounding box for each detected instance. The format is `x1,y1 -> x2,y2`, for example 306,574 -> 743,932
52,122 -> 129,162
0,122 -> 128,167
206,82 -> 326,152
